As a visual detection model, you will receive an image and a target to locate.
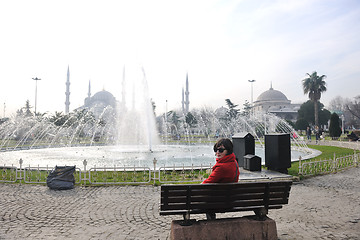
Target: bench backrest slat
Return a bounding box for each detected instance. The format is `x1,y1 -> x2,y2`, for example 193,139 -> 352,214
160,180 -> 292,215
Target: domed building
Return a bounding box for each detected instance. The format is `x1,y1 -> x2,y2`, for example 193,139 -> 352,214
83,90 -> 117,117
75,81 -> 119,118
253,84 -> 300,122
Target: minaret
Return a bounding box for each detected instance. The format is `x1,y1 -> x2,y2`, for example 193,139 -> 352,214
185,73 -> 190,114
65,66 -> 70,114
84,80 -> 91,106
88,80 -> 91,98
122,65 -> 126,106
181,87 -> 185,113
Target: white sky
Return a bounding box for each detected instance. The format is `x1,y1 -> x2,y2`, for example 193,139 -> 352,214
1,0 -> 360,117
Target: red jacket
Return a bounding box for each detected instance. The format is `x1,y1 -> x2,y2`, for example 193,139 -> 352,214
202,153 -> 239,184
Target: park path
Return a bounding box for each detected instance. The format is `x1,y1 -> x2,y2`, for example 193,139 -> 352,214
1,166 -> 359,239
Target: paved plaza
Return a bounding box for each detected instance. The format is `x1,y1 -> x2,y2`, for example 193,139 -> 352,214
1,167 -> 359,240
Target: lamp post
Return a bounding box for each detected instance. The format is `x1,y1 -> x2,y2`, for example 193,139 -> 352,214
248,80 -> 256,114
341,114 -> 345,135
32,77 -> 41,115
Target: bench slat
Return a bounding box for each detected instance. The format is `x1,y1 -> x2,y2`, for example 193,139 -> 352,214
161,195 -> 290,210
159,205 -> 285,216
161,191 -> 290,204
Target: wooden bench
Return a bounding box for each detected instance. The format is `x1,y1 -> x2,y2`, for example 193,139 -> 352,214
160,180 -> 292,224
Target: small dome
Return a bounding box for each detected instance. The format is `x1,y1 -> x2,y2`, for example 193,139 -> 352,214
256,87 -> 288,102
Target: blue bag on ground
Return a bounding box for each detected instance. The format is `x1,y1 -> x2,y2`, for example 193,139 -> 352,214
46,166 -> 75,190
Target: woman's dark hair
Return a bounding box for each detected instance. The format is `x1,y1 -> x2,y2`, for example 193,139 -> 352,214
213,138 -> 233,155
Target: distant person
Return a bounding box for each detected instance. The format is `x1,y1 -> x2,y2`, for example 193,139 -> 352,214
292,131 -> 298,139
306,127 -> 311,141
315,126 -> 320,143
320,128 -> 324,140
202,138 -> 239,219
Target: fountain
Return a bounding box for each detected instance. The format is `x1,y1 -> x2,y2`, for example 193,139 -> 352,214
116,65 -> 159,150
0,66 -> 314,170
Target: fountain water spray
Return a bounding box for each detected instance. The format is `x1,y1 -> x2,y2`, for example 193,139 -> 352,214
115,65 -> 159,151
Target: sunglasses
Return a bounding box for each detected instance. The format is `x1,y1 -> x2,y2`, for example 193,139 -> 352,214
214,148 -> 226,153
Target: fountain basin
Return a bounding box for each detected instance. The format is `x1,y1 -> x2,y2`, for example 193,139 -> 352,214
0,144 -> 314,170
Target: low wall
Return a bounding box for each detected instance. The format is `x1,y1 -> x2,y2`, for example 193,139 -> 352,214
170,216 -> 277,240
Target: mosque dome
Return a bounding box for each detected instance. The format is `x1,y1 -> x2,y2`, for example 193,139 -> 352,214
93,90 -> 115,101
256,87 -> 289,102
91,90 -> 116,106
253,84 -> 299,121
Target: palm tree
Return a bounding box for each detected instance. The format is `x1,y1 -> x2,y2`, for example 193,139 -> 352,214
302,71 -> 327,127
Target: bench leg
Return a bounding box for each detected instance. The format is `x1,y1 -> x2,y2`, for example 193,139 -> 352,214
206,212 -> 216,220
180,212 -> 195,226
183,212 -> 190,221
254,207 -> 268,221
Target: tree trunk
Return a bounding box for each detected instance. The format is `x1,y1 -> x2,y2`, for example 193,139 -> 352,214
314,100 -> 319,127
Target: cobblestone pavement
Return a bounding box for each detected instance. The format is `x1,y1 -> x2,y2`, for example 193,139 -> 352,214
270,167 -> 360,240
1,167 -> 359,240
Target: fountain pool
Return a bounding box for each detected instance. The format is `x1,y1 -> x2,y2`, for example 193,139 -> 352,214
0,144 -> 311,170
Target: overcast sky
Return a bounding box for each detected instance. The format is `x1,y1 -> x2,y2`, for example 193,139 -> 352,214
1,0 -> 359,117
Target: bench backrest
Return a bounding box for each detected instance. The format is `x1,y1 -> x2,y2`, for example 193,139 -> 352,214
160,180 -> 292,216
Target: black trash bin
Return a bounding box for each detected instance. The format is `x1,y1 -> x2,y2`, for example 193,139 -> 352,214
265,134 -> 291,174
232,132 -> 255,167
243,154 -> 261,171
47,166 -> 75,190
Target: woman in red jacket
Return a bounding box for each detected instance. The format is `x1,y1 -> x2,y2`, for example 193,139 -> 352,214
203,138 -> 239,184
202,138 -> 239,220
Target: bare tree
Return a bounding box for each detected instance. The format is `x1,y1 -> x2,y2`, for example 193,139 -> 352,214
328,95 -> 359,129
328,96 -> 347,112
346,96 -> 360,120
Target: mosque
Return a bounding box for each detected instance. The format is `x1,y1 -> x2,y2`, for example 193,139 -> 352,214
64,66 -> 190,118
253,83 -> 301,122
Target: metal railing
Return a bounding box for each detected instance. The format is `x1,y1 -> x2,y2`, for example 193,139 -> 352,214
299,151 -> 359,176
0,166 -> 17,183
87,166 -> 151,185
24,165 -> 82,184
0,158 -> 211,185
157,164 -> 212,183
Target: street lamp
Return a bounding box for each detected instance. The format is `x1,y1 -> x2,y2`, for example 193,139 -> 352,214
32,77 -> 41,115
341,115 -> 345,135
248,80 -> 256,114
